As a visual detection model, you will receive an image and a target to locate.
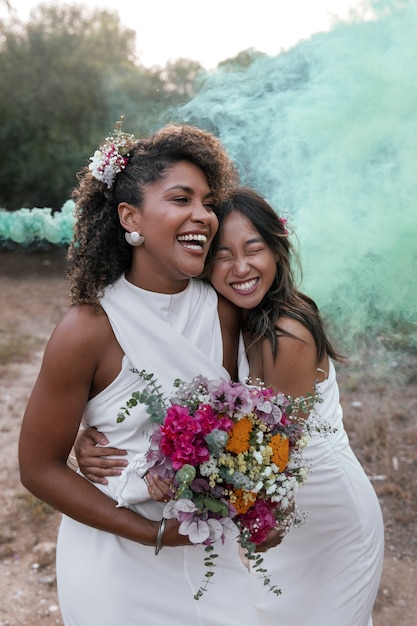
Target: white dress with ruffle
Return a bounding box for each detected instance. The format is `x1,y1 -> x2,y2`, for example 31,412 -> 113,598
240,353 -> 384,626
56,276 -> 260,626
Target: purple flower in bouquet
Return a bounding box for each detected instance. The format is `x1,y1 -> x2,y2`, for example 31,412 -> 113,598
250,386 -> 291,426
207,379 -> 253,415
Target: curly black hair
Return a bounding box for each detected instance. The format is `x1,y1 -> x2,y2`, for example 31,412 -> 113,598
67,123 -> 239,306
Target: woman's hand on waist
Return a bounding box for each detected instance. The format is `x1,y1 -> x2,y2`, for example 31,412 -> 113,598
73,426 -> 128,484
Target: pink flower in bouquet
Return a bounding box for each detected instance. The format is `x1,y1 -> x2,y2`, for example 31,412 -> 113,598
239,499 -> 278,544
193,403 -> 227,433
160,408 -> 208,470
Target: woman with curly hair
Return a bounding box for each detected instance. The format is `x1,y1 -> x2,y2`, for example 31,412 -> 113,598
18,123 -> 265,626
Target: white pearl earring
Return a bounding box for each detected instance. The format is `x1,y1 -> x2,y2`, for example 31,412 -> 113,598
125,231 -> 144,247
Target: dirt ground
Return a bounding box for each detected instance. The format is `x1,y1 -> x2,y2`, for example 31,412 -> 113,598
0,248 -> 416,625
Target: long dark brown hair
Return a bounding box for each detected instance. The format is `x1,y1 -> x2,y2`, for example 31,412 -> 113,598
206,187 -> 343,362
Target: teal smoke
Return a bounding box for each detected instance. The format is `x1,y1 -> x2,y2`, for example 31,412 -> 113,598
1,0 -> 416,350
179,0 -> 417,350
0,201 -> 75,245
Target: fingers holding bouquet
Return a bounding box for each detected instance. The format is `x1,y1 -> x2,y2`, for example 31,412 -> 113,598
253,500 -> 296,552
253,527 -> 284,553
143,472 -> 174,503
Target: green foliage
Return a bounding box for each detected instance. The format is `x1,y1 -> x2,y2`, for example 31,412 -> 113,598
194,493 -> 229,517
239,529 -> 282,597
217,48 -> 267,70
0,3 -> 204,211
194,545 -> 218,600
117,369 -> 169,424
286,388 -> 323,416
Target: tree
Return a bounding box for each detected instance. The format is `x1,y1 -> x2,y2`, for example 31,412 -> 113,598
0,3 -> 205,211
104,58 -> 206,137
0,4 -> 138,210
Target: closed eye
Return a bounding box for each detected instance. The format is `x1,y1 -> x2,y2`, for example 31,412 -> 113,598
214,247 -> 265,262
246,248 -> 265,255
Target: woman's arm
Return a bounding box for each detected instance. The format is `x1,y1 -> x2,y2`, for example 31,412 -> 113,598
260,317 -> 328,398
18,306 -> 187,547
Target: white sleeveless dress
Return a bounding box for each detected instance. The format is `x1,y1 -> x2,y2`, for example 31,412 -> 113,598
56,276 -> 261,626
240,354 -> 384,626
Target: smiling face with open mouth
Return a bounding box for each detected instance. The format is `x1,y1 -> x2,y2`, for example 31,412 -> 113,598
210,210 -> 277,310
125,160 -> 218,293
176,232 -> 209,250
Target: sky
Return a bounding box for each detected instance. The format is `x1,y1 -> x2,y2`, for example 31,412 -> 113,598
2,0 -> 369,68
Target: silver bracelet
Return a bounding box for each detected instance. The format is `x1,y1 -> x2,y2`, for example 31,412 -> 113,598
155,517 -> 167,556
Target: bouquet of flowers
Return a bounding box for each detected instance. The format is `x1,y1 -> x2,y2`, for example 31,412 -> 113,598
117,371 -> 322,599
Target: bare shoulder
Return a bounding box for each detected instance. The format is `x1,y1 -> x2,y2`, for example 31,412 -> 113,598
276,316 -> 315,346
27,303 -> 122,409
43,304 -> 115,378
263,316 -> 317,370
48,304 -> 110,352
56,304 -> 108,331
261,316 -> 322,397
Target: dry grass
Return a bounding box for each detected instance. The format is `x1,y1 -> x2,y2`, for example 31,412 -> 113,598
339,354 -> 417,561
17,493 -> 56,525
0,326 -> 41,375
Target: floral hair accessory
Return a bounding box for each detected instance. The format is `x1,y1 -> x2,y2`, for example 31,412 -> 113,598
279,216 -> 289,234
88,116 -> 136,188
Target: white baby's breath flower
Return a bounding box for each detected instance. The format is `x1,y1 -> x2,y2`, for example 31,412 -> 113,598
256,431 -> 264,444
280,496 -> 291,508
298,434 -> 310,448
253,450 -> 263,464
200,459 -> 219,477
298,467 -> 309,483
253,480 -> 264,493
283,478 -> 294,490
